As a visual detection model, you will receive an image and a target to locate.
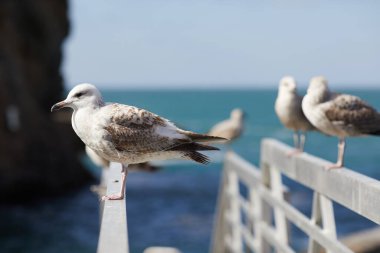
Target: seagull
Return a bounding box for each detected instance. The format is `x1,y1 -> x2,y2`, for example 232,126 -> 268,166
208,108 -> 245,143
85,146 -> 160,172
275,76 -> 315,155
86,146 -> 109,168
302,76 -> 380,169
51,83 -> 226,200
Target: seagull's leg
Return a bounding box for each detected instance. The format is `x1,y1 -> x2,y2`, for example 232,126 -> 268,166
287,131 -> 302,157
326,138 -> 345,170
299,131 -> 306,152
102,164 -> 129,201
293,131 -> 299,149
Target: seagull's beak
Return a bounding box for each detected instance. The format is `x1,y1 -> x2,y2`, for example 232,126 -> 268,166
51,100 -> 69,112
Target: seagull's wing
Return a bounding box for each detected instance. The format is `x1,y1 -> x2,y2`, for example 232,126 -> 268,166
298,95 -> 316,130
103,104 -> 191,153
325,94 -> 380,135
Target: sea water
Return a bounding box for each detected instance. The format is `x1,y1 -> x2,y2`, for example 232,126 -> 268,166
1,88 -> 379,253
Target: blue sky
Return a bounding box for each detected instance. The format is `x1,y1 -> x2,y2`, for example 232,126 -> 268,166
63,0 -> 380,88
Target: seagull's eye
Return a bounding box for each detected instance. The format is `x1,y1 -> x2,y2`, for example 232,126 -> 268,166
74,92 -> 84,98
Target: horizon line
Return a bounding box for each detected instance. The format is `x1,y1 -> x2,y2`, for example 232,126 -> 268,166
65,82 -> 380,90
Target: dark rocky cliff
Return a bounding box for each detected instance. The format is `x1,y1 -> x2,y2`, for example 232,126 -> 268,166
0,0 -> 92,201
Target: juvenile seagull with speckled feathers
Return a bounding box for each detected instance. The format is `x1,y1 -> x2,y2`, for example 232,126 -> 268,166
302,76 -> 380,169
51,83 -> 226,200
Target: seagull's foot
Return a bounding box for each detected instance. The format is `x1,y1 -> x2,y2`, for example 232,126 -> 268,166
101,194 -> 125,201
287,149 -> 302,158
324,163 -> 343,170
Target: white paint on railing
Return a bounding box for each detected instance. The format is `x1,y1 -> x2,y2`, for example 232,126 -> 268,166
97,163 -> 129,253
143,247 -> 182,253
308,192 -> 337,253
211,138 -> 380,253
261,139 -> 380,224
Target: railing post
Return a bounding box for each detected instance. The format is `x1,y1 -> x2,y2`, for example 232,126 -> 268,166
248,188 -> 261,252
308,192 -> 337,253
258,162 -> 273,253
211,167 -> 229,253
269,167 -> 289,246
227,168 -> 243,253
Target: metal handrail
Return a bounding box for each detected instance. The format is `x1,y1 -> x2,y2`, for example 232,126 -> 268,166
211,138 -> 380,253
97,163 -> 129,253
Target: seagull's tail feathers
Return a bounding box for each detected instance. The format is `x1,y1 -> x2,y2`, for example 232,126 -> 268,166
169,142 -> 219,152
360,119 -> 380,136
169,142 -> 220,165
179,130 -> 228,143
186,151 -> 210,165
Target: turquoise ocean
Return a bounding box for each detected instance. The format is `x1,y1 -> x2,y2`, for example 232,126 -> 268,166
1,88 -> 380,253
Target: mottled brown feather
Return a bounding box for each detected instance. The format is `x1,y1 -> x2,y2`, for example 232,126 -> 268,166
325,94 -> 380,135
104,104 -> 190,153
108,104 -> 166,128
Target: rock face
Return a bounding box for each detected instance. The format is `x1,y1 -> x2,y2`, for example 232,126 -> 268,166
0,0 -> 92,201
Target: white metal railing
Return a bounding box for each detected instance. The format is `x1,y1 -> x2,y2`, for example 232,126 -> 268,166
97,163 -> 129,253
210,138 -> 380,253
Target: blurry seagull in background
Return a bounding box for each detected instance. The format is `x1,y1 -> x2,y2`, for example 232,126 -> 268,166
208,108 -> 245,144
275,76 -> 315,156
302,76 -> 380,169
51,83 -> 226,200
85,146 -> 160,172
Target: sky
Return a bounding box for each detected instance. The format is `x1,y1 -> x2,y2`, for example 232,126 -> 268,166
63,0 -> 380,89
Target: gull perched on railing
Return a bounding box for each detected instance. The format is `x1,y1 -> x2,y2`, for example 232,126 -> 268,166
51,83 -> 226,200
302,76 -> 380,169
208,108 -> 245,143
275,76 -> 315,155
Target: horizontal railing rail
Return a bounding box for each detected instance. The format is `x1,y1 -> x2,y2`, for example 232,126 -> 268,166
211,138 -> 380,253
97,163 -> 129,253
